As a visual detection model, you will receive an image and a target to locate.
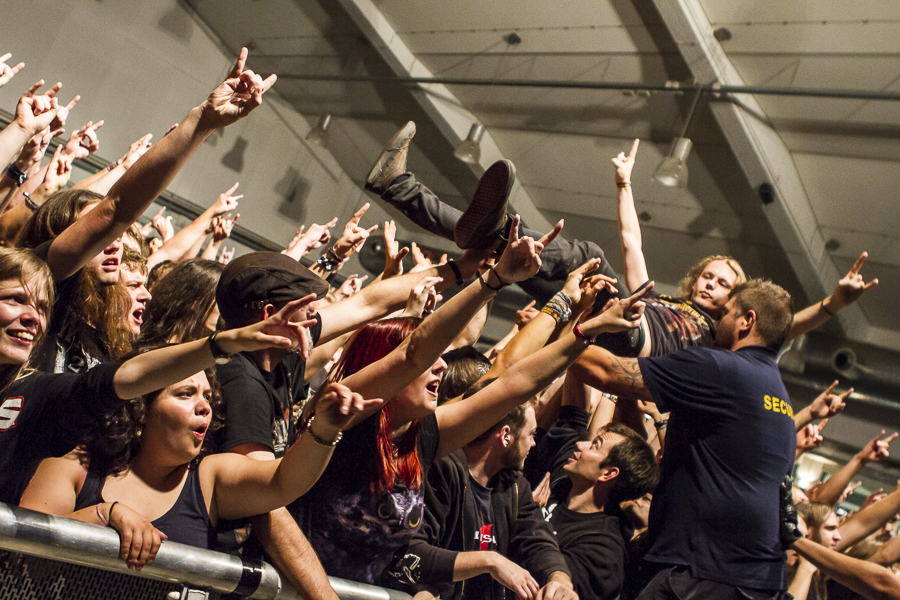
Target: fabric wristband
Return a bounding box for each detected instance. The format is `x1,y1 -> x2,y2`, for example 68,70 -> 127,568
447,260 -> 464,286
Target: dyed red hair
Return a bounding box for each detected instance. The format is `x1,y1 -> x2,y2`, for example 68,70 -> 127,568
329,317 -> 424,495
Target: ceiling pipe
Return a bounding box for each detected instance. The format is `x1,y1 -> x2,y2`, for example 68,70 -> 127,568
279,74 -> 900,102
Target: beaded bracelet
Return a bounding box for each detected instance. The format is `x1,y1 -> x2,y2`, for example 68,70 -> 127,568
306,414 -> 342,447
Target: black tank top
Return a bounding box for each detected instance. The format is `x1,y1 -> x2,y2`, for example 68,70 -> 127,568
74,463 -> 216,550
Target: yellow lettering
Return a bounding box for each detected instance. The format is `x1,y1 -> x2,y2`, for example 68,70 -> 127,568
764,395 -> 772,410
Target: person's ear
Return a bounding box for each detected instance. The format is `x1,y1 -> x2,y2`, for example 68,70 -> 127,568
597,466 -> 619,483
500,425 -> 511,447
739,309 -> 756,335
262,303 -> 276,320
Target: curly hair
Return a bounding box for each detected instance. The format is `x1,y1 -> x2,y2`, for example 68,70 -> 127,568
79,360 -> 223,477
677,255 -> 746,300
327,317 -> 424,495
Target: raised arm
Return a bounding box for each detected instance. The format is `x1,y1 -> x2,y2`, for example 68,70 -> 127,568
808,430 -> 896,507
338,216 -> 556,412
612,139 -> 649,292
793,380 -> 850,430
435,285 -> 650,458
793,537 -> 900,600
0,80 -> 60,168
836,467 -> 900,550
72,132 -> 154,195
567,342 -> 652,400
789,252 -> 878,340
45,48 -> 274,282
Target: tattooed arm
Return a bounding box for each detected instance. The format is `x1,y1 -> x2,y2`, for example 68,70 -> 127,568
567,345 -> 651,400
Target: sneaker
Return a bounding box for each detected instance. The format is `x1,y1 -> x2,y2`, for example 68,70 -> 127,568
454,160 -> 516,249
365,121 -> 416,194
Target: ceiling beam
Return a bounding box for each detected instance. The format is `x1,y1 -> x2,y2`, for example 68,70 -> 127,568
333,0 -> 553,233
653,0 -> 896,351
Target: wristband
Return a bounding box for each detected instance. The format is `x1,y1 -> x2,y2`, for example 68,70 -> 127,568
447,259 -> 464,286
654,419 -> 668,431
5,163 -> 27,187
541,292 -> 572,324
98,501 -> 118,526
316,254 -> 341,273
327,247 -> 346,262
820,299 -> 835,317
106,160 -> 119,172
306,414 -> 342,447
573,323 -> 595,343
616,181 -> 631,188
480,268 -> 505,291
23,192 -> 39,211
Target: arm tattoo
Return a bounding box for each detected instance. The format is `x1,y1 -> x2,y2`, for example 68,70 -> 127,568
608,356 -> 644,394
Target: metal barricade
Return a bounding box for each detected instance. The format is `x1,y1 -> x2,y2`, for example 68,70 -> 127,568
0,503 -> 411,600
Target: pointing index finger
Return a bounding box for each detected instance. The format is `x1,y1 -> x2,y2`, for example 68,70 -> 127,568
537,219 -> 564,248
350,203 -> 370,225
628,138 -> 640,159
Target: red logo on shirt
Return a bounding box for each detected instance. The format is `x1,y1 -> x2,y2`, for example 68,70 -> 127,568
479,524 -> 494,550
0,397 -> 23,430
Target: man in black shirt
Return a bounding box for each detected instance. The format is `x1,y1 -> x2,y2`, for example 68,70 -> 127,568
572,279 -> 797,597
535,416 -> 657,600
389,401 -> 576,600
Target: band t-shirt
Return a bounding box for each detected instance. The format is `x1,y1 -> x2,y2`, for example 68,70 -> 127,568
293,412 -> 441,585
0,362 -> 121,504
465,478 -> 496,600
638,345 -> 795,590
642,292 -> 717,357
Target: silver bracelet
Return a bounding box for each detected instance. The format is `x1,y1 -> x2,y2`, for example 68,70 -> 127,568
23,192 -> 39,211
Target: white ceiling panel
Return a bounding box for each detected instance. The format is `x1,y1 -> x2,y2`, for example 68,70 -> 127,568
699,1 -> 900,26
713,22 -> 900,55
728,55 -> 900,91
793,153 -> 900,236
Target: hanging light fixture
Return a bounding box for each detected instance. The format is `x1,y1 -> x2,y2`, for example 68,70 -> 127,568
654,87 -> 703,188
454,123 -> 485,164
306,114 -> 331,146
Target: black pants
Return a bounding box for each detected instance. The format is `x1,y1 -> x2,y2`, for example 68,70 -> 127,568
381,173 -> 626,305
636,566 -> 789,600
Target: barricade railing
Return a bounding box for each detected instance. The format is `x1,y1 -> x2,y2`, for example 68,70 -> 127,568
0,503 -> 411,600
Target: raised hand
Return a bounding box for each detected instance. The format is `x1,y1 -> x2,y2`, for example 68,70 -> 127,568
218,246 -> 235,264
151,207 -> 175,241
299,218 -> 337,250
514,300 -> 539,329
402,276 -> 442,318
859,488 -> 886,512
839,481 -> 863,505
808,381 -> 851,419
120,133 -> 153,169
49,94 -> 80,134
15,80 -> 61,135
796,421 -> 825,457
332,203 -> 378,258
107,502 -> 167,570
532,472 -> 551,507
308,382 -> 384,437
580,282 -> 652,337
62,120 -> 104,160
16,126 -> 53,170
493,215 -> 562,284
212,182 -> 242,215
856,430 -> 898,464
219,294 -> 319,358
199,47 -> 276,129
612,138 -> 640,184
408,242 -> 436,273
39,145 -> 73,195
382,220 -> 409,278
334,274 -> 368,302
0,53 -> 24,87
829,252 -> 878,311
213,213 -> 239,243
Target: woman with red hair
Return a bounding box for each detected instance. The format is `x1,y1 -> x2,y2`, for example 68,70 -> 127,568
291,217 -> 649,586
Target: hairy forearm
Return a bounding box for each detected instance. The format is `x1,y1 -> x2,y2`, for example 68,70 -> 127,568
838,488 -> 900,550
253,509 -> 339,600
794,538 -> 900,600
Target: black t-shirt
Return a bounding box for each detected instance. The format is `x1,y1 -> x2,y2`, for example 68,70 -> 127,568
638,345 -> 795,590
0,362 -> 121,504
465,478 -> 496,600
547,504 -> 628,600
31,240 -> 107,373
215,314 -> 323,458
293,411 -> 441,584
642,290 -> 717,357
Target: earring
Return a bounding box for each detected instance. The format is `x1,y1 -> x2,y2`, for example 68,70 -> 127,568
136,425 -> 143,438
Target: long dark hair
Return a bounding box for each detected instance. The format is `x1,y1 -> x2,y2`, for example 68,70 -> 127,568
139,259 -> 224,346
328,317 -> 423,495
17,189 -> 104,249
